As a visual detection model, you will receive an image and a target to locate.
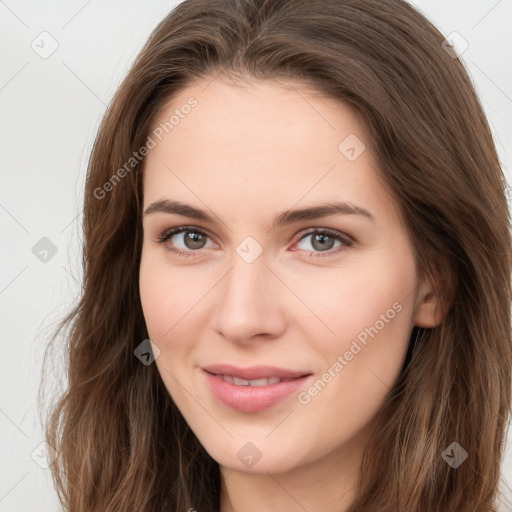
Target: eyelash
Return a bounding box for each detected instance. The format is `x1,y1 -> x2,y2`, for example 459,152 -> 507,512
154,226 -> 353,258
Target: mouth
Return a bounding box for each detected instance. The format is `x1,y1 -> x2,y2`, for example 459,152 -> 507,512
201,365 -> 313,413
204,372 -> 299,387
201,363 -> 311,381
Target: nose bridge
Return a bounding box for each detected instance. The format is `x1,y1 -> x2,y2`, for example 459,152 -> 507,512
212,246 -> 285,341
222,249 -> 272,316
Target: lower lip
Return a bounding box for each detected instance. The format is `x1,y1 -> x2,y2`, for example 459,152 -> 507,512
203,371 -> 312,413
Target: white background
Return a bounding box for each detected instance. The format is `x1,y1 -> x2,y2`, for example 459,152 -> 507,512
1,0 -> 511,510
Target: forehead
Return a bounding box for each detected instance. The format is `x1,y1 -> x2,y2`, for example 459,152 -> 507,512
149,76 -> 364,154
142,77 -> 398,227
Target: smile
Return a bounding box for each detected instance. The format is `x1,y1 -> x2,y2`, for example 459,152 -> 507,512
217,374 -> 292,386
203,370 -> 313,413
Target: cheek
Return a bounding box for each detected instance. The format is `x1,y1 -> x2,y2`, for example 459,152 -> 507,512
300,252 -> 417,393
139,254 -> 197,402
139,259 -> 169,340
295,271 -> 416,447
287,259 -> 415,346
139,251 -> 200,341
139,251 -> 213,398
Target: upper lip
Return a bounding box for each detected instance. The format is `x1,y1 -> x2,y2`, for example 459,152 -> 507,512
202,364 -> 311,380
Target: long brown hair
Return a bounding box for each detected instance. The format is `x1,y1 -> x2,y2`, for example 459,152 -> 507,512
41,0 -> 512,510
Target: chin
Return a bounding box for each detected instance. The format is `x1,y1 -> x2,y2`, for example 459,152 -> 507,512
205,439 -> 305,475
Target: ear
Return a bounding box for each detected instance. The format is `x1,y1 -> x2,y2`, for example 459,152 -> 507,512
413,263 -> 454,328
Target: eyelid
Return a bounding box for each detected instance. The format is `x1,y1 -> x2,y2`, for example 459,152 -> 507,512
297,227 -> 353,244
155,225 -> 215,245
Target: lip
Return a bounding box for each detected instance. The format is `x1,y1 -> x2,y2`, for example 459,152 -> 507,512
201,363 -> 311,380
202,365 -> 313,413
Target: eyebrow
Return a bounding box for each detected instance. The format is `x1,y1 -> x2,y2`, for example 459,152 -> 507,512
143,199 -> 374,228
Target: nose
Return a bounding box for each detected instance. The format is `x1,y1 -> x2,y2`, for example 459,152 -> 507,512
211,251 -> 287,344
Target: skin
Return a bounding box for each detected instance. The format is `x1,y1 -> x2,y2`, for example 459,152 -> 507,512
139,76 -> 446,512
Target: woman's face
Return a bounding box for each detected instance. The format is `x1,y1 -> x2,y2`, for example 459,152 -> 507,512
139,77 -> 436,475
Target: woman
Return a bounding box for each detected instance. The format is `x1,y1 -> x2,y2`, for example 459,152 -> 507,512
43,0 -> 512,510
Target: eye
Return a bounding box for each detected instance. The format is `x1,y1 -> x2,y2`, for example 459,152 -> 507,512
155,226 -> 214,257
294,228 -> 352,257
154,226 -> 353,258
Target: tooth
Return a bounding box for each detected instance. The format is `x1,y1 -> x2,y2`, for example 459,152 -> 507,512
247,378 -> 271,386
223,375 -> 284,386
233,376 -> 250,385
246,377 -> 281,386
